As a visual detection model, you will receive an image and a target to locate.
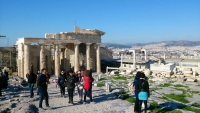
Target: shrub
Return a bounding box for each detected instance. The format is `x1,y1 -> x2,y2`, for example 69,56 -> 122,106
159,83 -> 171,87
112,76 -> 127,80
191,103 -> 200,108
178,105 -> 200,112
174,84 -> 188,88
97,83 -> 104,87
164,94 -> 189,103
99,78 -> 107,81
126,97 -> 136,103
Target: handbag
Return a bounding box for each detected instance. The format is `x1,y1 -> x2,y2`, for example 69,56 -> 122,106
64,82 -> 67,87
77,83 -> 83,89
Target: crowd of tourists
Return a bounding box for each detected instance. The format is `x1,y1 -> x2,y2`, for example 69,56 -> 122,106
1,68 -> 149,112
25,68 -> 95,110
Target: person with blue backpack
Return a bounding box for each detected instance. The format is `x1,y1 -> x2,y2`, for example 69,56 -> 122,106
137,73 -> 150,113
134,71 -> 142,113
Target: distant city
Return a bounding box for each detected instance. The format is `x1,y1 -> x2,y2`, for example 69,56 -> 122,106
103,40 -> 200,60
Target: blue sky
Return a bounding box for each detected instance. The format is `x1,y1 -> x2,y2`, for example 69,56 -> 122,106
0,0 -> 200,46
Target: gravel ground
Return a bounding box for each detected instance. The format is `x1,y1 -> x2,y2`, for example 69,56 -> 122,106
0,77 -> 136,113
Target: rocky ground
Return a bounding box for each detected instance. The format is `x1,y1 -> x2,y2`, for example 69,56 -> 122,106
0,75 -> 137,113
1,74 -> 200,113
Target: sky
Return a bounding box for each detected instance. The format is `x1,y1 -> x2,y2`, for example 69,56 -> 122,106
0,0 -> 200,46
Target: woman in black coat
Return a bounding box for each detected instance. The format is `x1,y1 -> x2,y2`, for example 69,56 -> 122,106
58,71 -> 66,97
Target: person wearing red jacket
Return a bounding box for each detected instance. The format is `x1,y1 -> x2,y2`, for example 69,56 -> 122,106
83,70 -> 95,104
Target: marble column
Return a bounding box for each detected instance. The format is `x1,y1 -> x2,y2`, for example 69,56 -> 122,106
64,46 -> 70,70
18,43 -> 24,78
96,43 -> 101,74
74,43 -> 80,72
24,43 -> 30,79
40,44 -> 46,69
86,43 -> 91,70
55,44 -> 60,76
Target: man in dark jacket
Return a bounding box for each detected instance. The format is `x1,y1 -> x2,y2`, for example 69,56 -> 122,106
26,70 -> 37,98
58,71 -> 67,97
0,72 -> 3,96
67,70 -> 76,104
37,68 -> 50,110
2,70 -> 9,89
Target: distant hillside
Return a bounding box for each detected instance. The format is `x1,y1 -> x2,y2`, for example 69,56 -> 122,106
104,40 -> 200,48
132,40 -> 200,47
103,43 -> 132,48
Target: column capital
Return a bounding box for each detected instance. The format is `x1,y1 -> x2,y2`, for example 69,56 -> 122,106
38,43 -> 45,46
23,42 -> 31,45
96,43 -> 101,46
74,42 -> 81,46
86,43 -> 92,46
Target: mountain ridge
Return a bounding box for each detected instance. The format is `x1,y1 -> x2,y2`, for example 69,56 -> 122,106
103,40 -> 200,48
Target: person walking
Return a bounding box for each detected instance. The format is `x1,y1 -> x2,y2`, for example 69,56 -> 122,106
58,71 -> 66,97
76,71 -> 83,102
134,72 -> 142,113
0,71 -> 4,96
137,73 -> 150,113
26,70 -> 37,98
37,68 -> 51,110
83,70 -> 94,104
2,70 -> 9,89
36,71 -> 40,95
66,70 -> 76,104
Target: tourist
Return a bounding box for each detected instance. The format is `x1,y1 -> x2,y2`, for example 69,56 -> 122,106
83,70 -> 95,104
46,71 -> 51,86
58,70 -> 66,97
134,72 -> 142,113
88,68 -> 94,102
36,71 -> 40,95
76,70 -> 83,102
0,71 -> 3,96
37,68 -> 51,110
66,70 -> 76,104
2,70 -> 9,89
26,70 -> 37,98
137,73 -> 150,113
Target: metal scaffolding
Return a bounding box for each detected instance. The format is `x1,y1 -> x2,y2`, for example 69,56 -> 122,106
0,47 -> 17,71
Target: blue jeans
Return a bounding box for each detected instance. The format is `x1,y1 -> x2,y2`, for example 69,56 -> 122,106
39,90 -> 49,108
28,83 -> 34,97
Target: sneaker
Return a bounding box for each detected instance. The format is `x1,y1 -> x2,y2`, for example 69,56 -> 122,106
78,100 -> 82,103
46,106 -> 51,110
39,107 -> 46,110
90,101 -> 95,104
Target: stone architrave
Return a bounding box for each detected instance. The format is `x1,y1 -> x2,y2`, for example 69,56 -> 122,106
86,43 -> 91,70
74,43 -> 80,72
24,43 -> 30,79
55,44 -> 60,76
40,44 -> 46,69
96,43 -> 101,74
